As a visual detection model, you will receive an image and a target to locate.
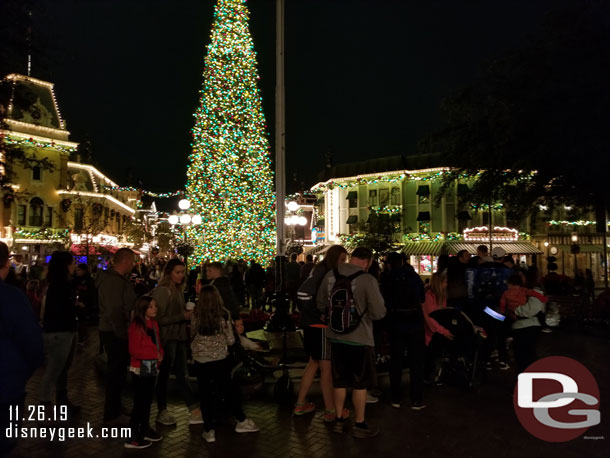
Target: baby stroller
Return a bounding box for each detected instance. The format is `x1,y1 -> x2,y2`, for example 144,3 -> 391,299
429,308 -> 486,388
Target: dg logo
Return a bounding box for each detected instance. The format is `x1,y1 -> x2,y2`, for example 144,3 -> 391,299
514,356 -> 601,442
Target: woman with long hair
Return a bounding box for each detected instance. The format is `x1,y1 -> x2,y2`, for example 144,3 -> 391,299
39,250 -> 80,412
152,258 -> 200,426
125,296 -> 164,449
512,267 -> 545,373
423,271 -> 454,345
422,271 -> 454,384
192,285 -> 259,443
293,245 -> 348,420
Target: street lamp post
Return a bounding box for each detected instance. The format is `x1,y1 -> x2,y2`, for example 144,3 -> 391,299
265,200 -> 305,334
571,231 -> 580,280
168,199 -> 202,268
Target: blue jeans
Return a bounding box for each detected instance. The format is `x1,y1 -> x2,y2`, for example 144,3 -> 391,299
156,340 -> 197,411
39,332 -> 76,402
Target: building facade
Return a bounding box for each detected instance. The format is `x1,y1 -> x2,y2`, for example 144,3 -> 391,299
310,155 -> 607,281
0,73 -> 139,265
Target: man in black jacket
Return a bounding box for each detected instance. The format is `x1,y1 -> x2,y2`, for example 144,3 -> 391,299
447,250 -> 470,311
380,252 -> 427,411
245,260 -> 265,309
97,248 -> 136,424
206,262 -> 240,319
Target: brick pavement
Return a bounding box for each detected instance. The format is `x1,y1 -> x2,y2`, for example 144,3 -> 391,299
7,326 -> 609,458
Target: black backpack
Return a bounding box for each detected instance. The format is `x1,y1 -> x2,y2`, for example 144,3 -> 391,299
328,269 -> 366,334
296,272 -> 323,323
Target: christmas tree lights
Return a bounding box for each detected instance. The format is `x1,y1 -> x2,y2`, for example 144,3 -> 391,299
186,0 -> 275,264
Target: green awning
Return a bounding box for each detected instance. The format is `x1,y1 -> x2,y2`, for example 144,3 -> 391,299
402,242 -> 445,256
346,191 -> 357,200
554,244 -> 606,253
445,242 -> 542,255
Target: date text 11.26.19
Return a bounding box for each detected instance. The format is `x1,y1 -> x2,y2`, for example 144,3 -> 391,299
9,405 -> 68,422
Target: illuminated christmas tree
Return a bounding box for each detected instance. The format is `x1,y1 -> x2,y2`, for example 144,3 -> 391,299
186,0 -> 275,264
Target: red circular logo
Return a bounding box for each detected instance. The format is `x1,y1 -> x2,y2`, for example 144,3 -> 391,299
513,356 -> 600,442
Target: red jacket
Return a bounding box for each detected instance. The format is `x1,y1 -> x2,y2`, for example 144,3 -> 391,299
128,319 -> 163,369
499,286 -> 548,315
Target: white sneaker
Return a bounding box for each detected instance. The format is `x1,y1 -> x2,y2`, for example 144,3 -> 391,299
156,409 -> 177,426
366,393 -> 379,404
235,418 -> 260,433
202,429 -> 216,443
189,409 -> 204,425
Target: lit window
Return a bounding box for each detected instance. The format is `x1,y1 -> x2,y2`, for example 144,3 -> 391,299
44,207 -> 53,227
369,190 -> 377,206
18,205 -> 27,226
390,187 -> 400,205
28,197 -> 44,226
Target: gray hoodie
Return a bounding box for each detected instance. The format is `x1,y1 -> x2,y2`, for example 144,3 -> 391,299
513,287 -> 544,330
316,263 -> 386,346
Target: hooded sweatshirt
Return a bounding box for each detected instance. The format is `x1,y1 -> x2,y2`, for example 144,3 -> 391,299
316,263 -> 386,346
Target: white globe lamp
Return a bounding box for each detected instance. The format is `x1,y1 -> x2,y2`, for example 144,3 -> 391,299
180,214 -> 192,225
168,215 -> 179,225
287,201 -> 299,212
178,199 -> 191,210
191,215 -> 202,225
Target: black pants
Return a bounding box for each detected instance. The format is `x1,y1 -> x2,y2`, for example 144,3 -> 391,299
388,319 -> 425,404
425,333 -> 446,380
512,326 -> 539,373
129,373 -> 155,440
497,317 -> 513,363
56,334 -> 77,404
480,314 -> 508,363
156,340 -> 196,412
195,358 -> 245,432
100,331 -> 129,421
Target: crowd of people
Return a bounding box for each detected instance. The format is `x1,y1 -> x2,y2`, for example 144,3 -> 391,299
0,240 -> 563,453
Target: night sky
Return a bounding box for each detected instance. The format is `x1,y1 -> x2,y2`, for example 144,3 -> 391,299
7,0 -> 573,200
